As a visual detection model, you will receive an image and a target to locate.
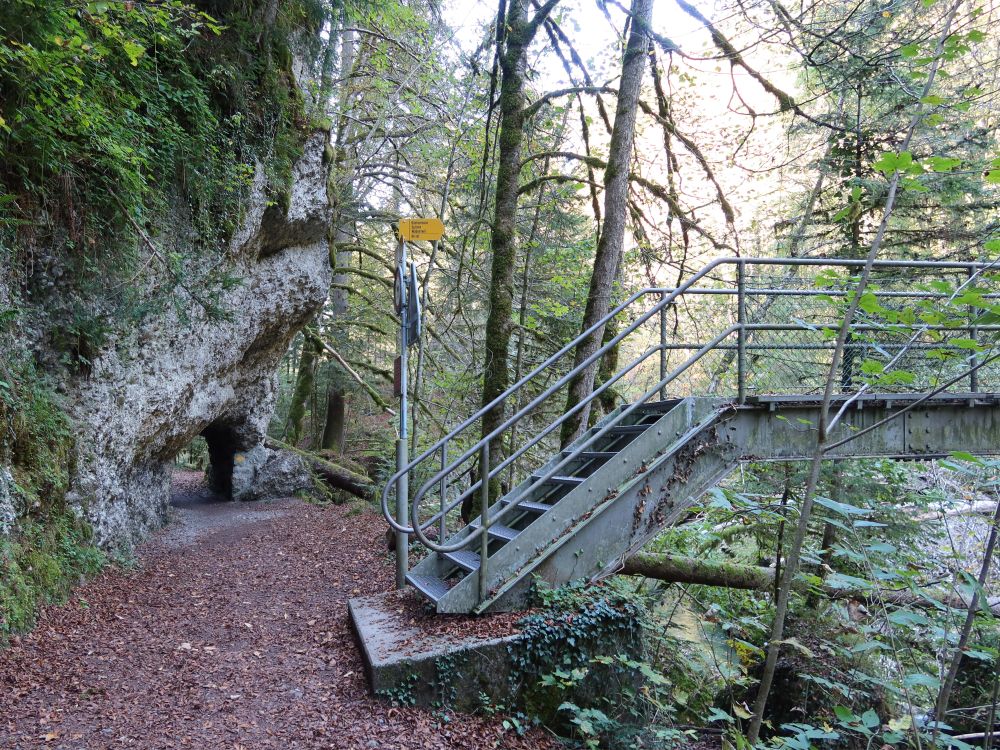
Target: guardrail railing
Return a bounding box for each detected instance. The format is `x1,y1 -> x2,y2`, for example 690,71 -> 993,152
381,257 -> 1000,602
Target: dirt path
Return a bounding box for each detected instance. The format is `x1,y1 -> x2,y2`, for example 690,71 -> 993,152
0,471 -> 555,750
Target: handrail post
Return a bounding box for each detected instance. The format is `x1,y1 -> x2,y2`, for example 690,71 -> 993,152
969,267 -> 979,394
438,439 -> 448,549
395,236 -> 409,588
395,437 -> 408,588
737,260 -> 747,403
478,441 -> 490,603
659,292 -> 667,400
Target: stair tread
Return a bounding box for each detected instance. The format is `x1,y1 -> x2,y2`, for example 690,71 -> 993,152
605,424 -> 648,434
502,497 -> 552,514
443,550 -> 480,572
532,474 -> 586,485
469,519 -> 520,541
406,573 -> 449,602
635,399 -> 681,413
564,450 -> 618,460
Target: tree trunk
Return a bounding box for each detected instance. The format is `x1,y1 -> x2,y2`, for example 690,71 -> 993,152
318,19 -> 357,457
560,0 -> 651,447
621,552 -> 1000,614
321,389 -> 346,452
284,334 -> 320,446
934,494 -> 1000,727
479,0 -> 558,466
623,552 -> 775,590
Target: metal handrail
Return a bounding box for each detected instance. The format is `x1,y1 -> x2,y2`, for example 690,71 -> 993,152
381,255 -> 728,539
381,257 -> 999,572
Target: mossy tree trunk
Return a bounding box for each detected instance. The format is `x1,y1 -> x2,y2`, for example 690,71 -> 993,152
479,0 -> 560,468
560,0 -> 651,447
321,390 -> 346,453
320,18 -> 357,454
284,334 -> 321,446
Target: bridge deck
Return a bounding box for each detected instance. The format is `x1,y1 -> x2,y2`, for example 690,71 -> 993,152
745,392 -> 1000,407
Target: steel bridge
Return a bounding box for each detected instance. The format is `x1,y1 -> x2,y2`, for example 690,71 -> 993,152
381,258 -> 1000,614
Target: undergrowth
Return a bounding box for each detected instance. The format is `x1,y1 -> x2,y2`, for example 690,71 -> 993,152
0,513 -> 106,642
0,353 -> 106,643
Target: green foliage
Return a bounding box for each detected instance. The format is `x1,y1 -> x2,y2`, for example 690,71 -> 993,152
0,512 -> 106,642
0,327 -> 107,642
0,355 -> 74,507
375,672 -> 418,706
509,580 -> 701,748
0,0 -> 319,333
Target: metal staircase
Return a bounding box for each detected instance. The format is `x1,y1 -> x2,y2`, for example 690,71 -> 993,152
382,258 -> 1000,614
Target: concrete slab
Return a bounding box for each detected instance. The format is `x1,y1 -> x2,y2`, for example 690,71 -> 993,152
348,591 -> 524,711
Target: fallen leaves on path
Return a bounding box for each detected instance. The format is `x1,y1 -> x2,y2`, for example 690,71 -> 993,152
0,472 -> 556,749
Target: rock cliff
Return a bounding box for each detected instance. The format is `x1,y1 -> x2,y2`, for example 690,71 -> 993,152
1,36 -> 332,549
65,134 -> 331,546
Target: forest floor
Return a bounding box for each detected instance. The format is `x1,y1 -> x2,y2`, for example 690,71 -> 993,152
0,470 -> 557,749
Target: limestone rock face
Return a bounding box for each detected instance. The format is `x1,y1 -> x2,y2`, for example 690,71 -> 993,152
64,134 -> 331,548
0,468 -> 16,536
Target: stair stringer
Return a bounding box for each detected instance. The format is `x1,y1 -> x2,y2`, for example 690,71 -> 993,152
432,398 -> 706,613
479,399 -> 737,612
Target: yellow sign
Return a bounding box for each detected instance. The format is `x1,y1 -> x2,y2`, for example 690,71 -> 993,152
398,218 -> 445,241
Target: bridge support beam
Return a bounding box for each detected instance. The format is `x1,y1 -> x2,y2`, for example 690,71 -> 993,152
734,394 -> 1000,461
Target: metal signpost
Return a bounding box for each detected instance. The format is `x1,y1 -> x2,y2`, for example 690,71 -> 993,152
393,218 -> 443,588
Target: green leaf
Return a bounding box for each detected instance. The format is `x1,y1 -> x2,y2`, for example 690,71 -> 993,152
122,40 -> 145,66
888,610 -> 930,627
861,709 -> 880,729
860,359 -> 884,375
825,572 -> 873,590
834,706 -> 856,723
773,637 -> 815,657
903,672 -> 940,689
926,156 -> 961,172
873,151 -> 920,175
950,451 -> 981,463
920,94 -> 945,106
985,169 -> 1000,185
814,495 -> 870,516
950,337 -> 983,350
705,707 -> 735,724
859,292 -> 881,314
900,43 -> 920,58
865,542 -> 896,554
832,204 -> 853,222
732,704 -> 752,719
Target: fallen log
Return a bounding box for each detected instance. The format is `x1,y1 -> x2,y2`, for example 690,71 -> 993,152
265,438 -> 373,500
620,552 -> 1000,615
623,552 -> 775,590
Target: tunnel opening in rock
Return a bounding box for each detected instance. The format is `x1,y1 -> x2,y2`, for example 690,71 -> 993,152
170,435 -> 226,509
201,423 -> 243,499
